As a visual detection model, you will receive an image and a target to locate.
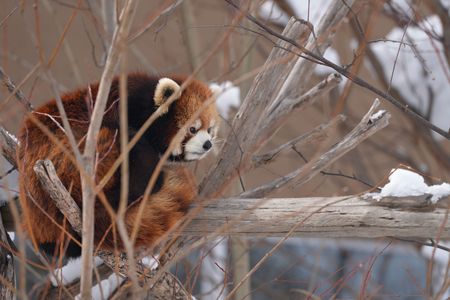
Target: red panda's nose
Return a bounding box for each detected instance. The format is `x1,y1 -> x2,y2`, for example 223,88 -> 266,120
203,140 -> 212,151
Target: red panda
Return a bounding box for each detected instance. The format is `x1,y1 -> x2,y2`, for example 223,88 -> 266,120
16,73 -> 219,258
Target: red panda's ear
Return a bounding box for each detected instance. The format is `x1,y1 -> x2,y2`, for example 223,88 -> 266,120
154,78 -> 181,110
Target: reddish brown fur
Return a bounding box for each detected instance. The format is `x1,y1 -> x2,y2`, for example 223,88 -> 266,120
17,73 -> 215,257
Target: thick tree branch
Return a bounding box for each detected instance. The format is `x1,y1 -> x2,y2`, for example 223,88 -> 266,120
1,194 -> 449,241
183,195 -> 450,238
33,160 -> 82,233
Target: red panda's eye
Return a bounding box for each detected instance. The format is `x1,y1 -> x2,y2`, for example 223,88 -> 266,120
207,127 -> 213,134
189,127 -> 197,134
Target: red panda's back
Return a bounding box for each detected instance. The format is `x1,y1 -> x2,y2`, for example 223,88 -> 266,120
16,85 -> 120,253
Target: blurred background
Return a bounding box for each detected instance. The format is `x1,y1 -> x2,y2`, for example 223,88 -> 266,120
0,0 -> 449,299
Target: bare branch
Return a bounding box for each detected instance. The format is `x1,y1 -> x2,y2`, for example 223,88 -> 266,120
252,114 -> 346,168
101,0 -> 117,44
128,0 -> 184,43
257,73 -> 342,143
200,17 -> 312,197
225,0 -> 450,139
0,66 -> 34,112
241,99 -> 390,198
33,160 -> 82,233
0,128 -> 17,168
267,73 -> 342,120
201,3 -> 356,198
80,1 -> 138,296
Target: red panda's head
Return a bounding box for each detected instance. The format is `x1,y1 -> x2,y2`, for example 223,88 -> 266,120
139,76 -> 219,162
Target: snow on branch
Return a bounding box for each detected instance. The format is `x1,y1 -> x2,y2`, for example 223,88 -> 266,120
367,168 -> 450,203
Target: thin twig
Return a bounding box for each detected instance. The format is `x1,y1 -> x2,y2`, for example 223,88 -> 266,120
128,0 -> 184,43
0,65 -> 34,112
80,1 -> 138,297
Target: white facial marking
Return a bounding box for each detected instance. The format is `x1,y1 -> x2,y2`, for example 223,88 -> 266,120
184,130 -> 212,161
208,119 -> 218,136
193,119 -> 201,130
172,144 -> 183,156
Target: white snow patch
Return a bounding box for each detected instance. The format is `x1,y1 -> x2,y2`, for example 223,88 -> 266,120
369,110 -> 386,123
367,168 -> 450,203
371,15 -> 450,140
75,273 -> 125,300
259,0 -> 335,27
141,255 -> 159,270
210,82 -> 241,119
259,1 -> 289,26
440,0 -> 450,9
50,256 -> 103,287
389,0 -> 414,16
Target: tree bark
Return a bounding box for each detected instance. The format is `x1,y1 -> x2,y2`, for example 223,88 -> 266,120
183,195 -> 450,239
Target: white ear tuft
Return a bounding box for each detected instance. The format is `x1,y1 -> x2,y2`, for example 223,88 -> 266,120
154,78 -> 181,111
